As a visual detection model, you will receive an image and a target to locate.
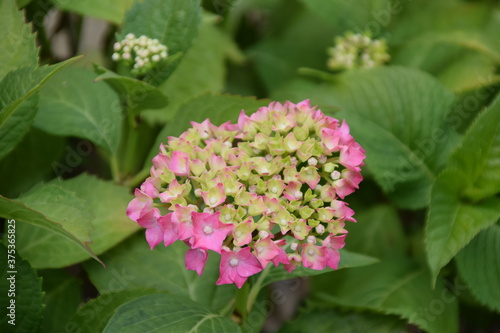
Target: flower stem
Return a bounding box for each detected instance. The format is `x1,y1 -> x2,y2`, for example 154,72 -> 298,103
246,263 -> 272,314
124,166 -> 150,189
110,154 -> 121,183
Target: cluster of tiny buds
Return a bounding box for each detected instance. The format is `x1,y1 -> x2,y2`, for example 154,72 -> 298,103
327,32 -> 390,71
112,33 -> 168,76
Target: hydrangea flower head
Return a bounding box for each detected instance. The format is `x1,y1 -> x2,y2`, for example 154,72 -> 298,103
327,32 -> 390,71
127,100 -> 365,288
112,33 -> 168,76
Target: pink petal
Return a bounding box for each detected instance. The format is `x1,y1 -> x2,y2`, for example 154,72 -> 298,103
169,151 -> 190,176
191,212 -> 232,253
145,223 -> 163,250
126,189 -> 152,222
302,243 -> 327,270
136,207 -> 159,229
158,213 -> 178,246
236,247 -> 263,277
324,247 -> 341,270
185,248 -> 208,276
339,144 -> 366,171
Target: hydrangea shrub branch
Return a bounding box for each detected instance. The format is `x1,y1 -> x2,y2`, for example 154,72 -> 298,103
127,100 -> 366,288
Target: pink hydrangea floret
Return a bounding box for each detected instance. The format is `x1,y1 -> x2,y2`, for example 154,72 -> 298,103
127,100 -> 365,288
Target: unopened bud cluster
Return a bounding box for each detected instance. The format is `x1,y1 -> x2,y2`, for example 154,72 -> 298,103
327,32 -> 390,71
127,100 -> 365,288
112,33 -> 168,76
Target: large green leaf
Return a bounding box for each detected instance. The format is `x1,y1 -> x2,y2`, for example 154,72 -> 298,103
448,97 -> 500,201
84,233 -> 235,310
16,184 -> 93,242
34,65 -> 122,154
262,249 -> 378,288
0,184 -> 100,265
393,31 -> 500,68
68,289 -> 157,333
312,255 -> 459,333
15,174 -> 139,268
0,58 -> 77,160
0,128 -> 64,198
274,66 -> 458,209
278,308 -> 407,333
39,269 -> 82,333
436,52 -> 500,93
0,243 -> 44,332
456,224 -> 500,313
119,0 -> 201,85
0,0 -> 38,81
249,7 -> 335,92
388,0 -> 495,44
298,0 -> 391,32
343,205 -> 407,259
103,294 -> 241,333
425,169 -> 500,283
392,32 -> 500,93
145,93 -> 268,169
141,21 -> 239,123
94,65 -> 169,113
53,0 -> 138,24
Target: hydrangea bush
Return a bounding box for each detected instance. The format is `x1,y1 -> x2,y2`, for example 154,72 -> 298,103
127,100 -> 365,287
1,0 -> 499,332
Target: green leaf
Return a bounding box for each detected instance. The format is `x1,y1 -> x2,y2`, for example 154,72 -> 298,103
436,52 -> 499,93
103,294 -> 241,333
388,0 -> 495,44
17,184 -> 94,241
15,174 -> 139,268
141,21 -> 237,123
53,0 -> 139,24
68,289 -> 157,333
278,308 -> 407,333
393,31 -> 500,68
84,233 -> 235,310
312,255 -> 459,333
94,65 -> 169,113
0,243 -> 44,332
262,249 -> 378,288
392,32 -> 500,93
0,0 -> 38,81
448,97 -> 500,201
16,0 -> 33,8
274,67 -> 459,209
120,0 -> 201,85
456,224 -> 500,313
0,128 -> 64,198
425,169 -> 500,284
0,58 -> 78,160
298,0 -> 391,31
249,7 -> 335,92
0,184 -> 101,266
39,269 -> 82,333
34,65 -> 122,154
344,205 -> 407,259
145,93 -> 268,169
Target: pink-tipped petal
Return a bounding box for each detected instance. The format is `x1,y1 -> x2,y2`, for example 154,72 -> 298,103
169,151 -> 190,176
185,248 -> 208,276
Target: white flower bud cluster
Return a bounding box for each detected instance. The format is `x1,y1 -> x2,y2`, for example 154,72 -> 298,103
112,33 -> 168,76
327,32 -> 390,71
